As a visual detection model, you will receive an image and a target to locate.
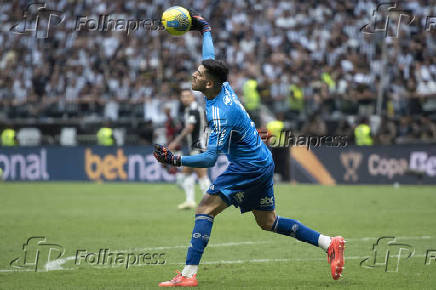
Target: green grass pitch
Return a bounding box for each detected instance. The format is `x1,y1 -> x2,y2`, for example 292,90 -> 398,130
0,183 -> 435,289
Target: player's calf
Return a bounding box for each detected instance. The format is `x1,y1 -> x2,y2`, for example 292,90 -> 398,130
253,210 -> 333,251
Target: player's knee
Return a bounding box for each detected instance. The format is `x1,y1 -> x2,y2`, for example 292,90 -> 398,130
253,211 -> 276,231
196,204 -> 212,215
195,205 -> 222,217
196,195 -> 226,217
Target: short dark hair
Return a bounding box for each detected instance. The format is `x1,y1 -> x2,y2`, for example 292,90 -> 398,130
201,59 -> 229,85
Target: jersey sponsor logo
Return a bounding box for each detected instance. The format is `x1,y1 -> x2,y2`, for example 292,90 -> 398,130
259,196 -> 274,207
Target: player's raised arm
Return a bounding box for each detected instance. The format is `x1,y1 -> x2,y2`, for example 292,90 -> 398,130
189,10 -> 215,60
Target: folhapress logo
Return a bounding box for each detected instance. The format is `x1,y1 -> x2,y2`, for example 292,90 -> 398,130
360,236 -> 415,272
10,3 -> 65,38
10,2 -> 162,38
10,237 -> 65,272
9,237 -> 167,271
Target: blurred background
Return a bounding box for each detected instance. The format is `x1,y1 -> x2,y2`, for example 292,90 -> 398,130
0,0 -> 436,184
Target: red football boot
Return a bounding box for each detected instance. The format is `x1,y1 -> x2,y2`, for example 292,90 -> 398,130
327,236 -> 345,280
158,270 -> 198,287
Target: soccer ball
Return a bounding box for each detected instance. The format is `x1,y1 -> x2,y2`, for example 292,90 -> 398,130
161,6 -> 192,36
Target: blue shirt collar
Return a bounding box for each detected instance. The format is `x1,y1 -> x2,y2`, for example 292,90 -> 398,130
205,82 -> 229,105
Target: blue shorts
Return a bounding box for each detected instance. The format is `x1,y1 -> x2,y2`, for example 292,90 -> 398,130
207,162 -> 275,213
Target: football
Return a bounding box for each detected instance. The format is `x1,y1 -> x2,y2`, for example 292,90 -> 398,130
161,6 -> 192,36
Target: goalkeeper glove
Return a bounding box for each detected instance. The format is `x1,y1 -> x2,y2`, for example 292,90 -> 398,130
188,9 -> 211,34
153,144 -> 181,167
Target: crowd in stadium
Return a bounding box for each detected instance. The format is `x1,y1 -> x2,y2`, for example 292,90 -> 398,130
1,0 -> 436,145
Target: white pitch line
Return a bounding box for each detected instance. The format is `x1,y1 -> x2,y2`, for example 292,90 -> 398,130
109,235 -> 434,253
0,254 -> 429,272
120,240 -> 271,252
346,236 -> 432,242
45,256 -> 76,271
0,269 -> 34,273
172,254 -> 428,265
0,235 -> 433,273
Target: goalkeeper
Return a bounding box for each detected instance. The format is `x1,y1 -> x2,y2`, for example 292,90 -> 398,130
154,11 -> 345,287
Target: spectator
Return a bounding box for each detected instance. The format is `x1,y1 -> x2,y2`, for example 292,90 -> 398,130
354,116 -> 373,146
301,113 -> 327,137
376,116 -> 397,145
0,0 -> 435,145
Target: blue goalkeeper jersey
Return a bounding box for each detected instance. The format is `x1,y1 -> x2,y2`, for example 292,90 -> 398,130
180,31 -> 273,170
181,81 -> 273,170
204,82 -> 272,169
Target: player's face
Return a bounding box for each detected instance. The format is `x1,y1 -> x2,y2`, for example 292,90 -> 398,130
192,65 -> 212,91
180,90 -> 194,106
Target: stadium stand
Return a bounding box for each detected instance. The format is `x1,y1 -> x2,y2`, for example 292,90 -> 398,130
1,0 -> 436,145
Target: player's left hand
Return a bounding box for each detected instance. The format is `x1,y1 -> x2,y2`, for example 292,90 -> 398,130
188,9 -> 211,34
153,144 -> 181,167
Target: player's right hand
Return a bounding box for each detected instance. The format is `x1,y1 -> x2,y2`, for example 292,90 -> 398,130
153,144 -> 182,167
188,9 -> 211,34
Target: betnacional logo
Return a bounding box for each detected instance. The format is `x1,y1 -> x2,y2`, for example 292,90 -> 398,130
84,148 -> 175,182
0,149 -> 49,180
85,148 -> 128,180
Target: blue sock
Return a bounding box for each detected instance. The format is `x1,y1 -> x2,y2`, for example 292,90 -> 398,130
271,216 -> 320,246
185,214 -> 214,265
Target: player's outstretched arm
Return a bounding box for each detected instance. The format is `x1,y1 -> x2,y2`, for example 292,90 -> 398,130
153,144 -> 217,168
189,10 -> 215,60
180,149 -> 217,168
